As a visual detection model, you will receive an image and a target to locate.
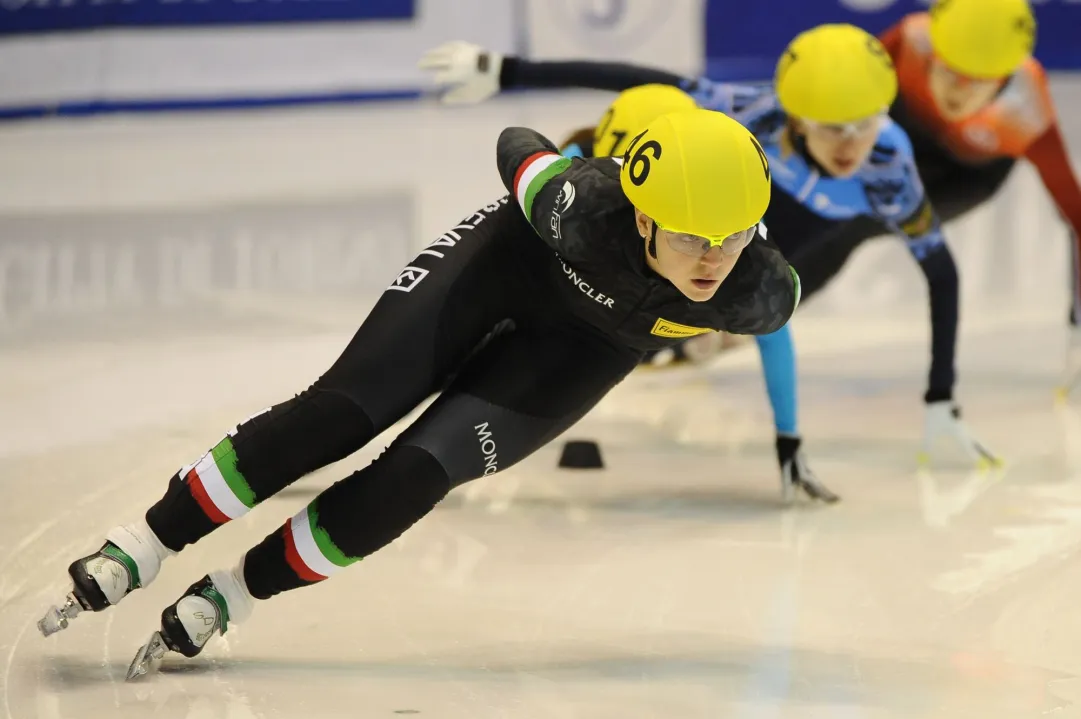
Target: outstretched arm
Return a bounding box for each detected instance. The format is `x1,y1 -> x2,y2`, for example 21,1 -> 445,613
1025,123 -> 1081,324
420,41 -> 751,114
889,197 -> 959,403
500,56 -> 690,93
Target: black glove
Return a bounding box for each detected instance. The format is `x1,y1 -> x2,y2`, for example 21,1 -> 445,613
776,434 -> 839,504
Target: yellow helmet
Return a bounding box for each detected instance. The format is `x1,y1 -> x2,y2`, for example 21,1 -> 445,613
619,108 -> 771,241
775,23 -> 898,124
593,84 -> 697,158
929,0 -> 1036,79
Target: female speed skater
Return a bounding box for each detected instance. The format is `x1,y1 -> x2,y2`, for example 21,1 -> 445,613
37,109 -> 800,680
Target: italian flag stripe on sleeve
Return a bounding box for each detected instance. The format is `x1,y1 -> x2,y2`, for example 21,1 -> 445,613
790,266 -> 801,309
513,152 -> 571,220
283,502 -> 358,582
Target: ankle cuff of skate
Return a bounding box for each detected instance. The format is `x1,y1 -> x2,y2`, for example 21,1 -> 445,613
209,562 -> 256,627
105,521 -> 171,588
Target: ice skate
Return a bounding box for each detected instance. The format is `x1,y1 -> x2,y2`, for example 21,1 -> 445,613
39,522 -> 170,638
127,565 -> 254,681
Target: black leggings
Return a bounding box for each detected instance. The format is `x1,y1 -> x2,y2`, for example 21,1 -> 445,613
146,199 -> 639,599
793,155 -> 1016,301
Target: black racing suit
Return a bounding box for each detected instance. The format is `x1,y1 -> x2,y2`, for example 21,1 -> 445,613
143,127 -> 799,600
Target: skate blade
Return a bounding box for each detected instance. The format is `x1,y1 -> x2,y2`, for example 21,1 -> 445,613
37,606 -> 68,638
38,594 -> 82,638
126,631 -> 168,681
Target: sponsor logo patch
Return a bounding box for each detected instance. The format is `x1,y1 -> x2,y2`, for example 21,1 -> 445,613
650,318 -> 713,339
387,266 -> 429,293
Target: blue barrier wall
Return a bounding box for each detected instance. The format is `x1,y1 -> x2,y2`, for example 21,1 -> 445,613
705,0 -> 1081,83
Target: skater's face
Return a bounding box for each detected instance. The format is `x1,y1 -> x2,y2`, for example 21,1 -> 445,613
635,210 -> 744,302
794,115 -> 883,178
928,59 -> 1003,120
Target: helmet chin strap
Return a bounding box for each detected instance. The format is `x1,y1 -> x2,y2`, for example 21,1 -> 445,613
648,220 -> 659,260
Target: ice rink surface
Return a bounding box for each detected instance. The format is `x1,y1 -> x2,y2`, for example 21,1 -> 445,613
3,81 -> 1081,717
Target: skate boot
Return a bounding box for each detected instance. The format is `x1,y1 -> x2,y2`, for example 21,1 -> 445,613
127,563 -> 255,681
39,521 -> 172,637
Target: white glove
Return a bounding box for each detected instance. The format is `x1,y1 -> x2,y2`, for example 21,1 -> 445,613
1056,322 -> 1081,403
418,41 -> 503,105
920,400 -> 999,469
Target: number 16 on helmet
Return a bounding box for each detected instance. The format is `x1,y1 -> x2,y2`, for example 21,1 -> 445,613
618,108 -> 772,244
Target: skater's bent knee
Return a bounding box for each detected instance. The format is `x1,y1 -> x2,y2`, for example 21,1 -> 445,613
315,444 -> 452,558
378,444 -> 453,504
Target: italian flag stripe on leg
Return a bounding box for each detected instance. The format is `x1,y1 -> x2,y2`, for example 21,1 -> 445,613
513,152 -> 571,220
211,439 -> 256,508
186,467 -> 230,524
283,522 -> 324,583
183,437 -> 255,524
283,502 -> 358,582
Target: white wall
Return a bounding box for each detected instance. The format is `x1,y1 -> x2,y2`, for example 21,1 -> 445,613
0,0 -> 517,107
523,0 -> 704,77
0,0 -> 706,110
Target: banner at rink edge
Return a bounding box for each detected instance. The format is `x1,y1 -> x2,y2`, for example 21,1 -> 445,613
703,0 -> 1081,82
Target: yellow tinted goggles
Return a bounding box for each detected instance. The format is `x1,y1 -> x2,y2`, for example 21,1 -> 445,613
656,223 -> 759,257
